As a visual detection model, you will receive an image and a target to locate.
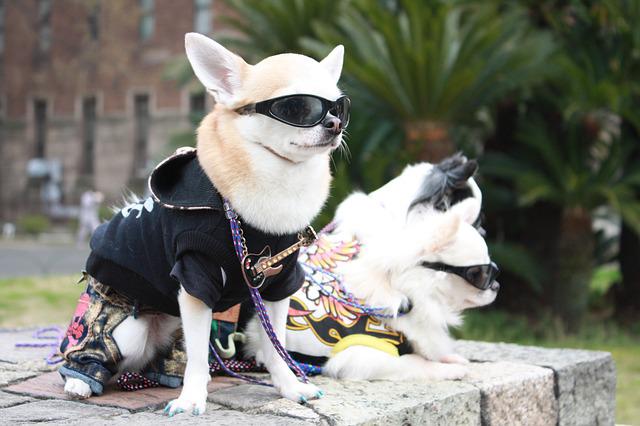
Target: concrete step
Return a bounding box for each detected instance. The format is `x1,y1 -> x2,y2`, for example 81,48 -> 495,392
0,329 -> 616,425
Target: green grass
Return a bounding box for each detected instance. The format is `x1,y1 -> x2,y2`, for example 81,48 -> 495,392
0,275 -> 82,327
458,309 -> 640,424
0,276 -> 637,423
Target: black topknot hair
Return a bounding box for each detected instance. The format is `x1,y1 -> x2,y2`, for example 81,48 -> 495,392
409,153 -> 478,212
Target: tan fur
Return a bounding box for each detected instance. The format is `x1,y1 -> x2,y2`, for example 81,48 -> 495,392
196,53 -> 337,206
241,53 -> 317,102
196,106 -> 253,198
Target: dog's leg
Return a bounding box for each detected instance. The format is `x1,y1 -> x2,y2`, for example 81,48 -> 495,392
164,288 -> 211,416
114,314 -> 183,374
324,346 -> 468,381
113,315 -> 152,371
258,299 -> 323,403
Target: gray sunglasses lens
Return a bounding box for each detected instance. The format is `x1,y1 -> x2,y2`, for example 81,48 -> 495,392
271,96 -> 324,125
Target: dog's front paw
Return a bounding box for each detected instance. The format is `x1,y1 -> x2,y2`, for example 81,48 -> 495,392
431,362 -> 469,381
64,378 -> 92,399
277,381 -> 324,404
439,353 -> 470,364
164,391 -> 207,417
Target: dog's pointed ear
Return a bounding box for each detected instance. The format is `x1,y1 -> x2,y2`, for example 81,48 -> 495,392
423,213 -> 461,254
450,197 -> 481,225
185,33 -> 249,105
320,45 -> 344,83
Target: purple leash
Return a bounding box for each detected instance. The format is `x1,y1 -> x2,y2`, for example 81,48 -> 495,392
215,199 -> 308,385
15,326 -> 65,365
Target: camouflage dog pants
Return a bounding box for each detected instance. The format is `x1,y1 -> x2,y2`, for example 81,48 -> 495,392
58,275 -> 185,394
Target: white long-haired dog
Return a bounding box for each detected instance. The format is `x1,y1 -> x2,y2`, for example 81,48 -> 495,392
245,155 -> 499,380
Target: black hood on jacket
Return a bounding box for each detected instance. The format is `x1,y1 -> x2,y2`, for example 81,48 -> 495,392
148,147 -> 223,211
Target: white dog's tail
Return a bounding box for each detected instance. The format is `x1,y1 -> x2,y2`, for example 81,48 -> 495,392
110,189 -> 143,214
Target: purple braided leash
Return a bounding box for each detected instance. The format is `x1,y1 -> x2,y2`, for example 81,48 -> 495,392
223,199 -> 309,384
15,326 -> 65,365
208,340 -> 272,386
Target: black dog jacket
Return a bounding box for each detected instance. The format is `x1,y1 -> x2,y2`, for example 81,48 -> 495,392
86,148 -> 305,316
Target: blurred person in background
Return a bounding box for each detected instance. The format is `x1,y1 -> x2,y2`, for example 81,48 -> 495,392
76,190 -> 104,247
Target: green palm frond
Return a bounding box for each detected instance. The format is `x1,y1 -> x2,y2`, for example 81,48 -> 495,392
307,0 -> 556,124
219,0 -> 342,60
483,109 -> 640,227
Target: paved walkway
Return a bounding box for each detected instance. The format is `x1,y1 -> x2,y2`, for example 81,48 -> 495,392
0,328 -> 616,425
0,240 -> 89,279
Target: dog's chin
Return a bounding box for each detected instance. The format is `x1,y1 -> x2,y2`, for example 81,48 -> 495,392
461,289 -> 497,310
290,135 -> 342,152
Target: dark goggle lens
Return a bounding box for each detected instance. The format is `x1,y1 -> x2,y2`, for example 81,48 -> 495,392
271,96 -> 324,126
465,266 -> 490,290
465,263 -> 499,290
332,97 -> 351,128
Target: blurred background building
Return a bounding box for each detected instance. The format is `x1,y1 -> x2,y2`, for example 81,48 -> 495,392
2,0 -> 639,326
0,0 -> 229,222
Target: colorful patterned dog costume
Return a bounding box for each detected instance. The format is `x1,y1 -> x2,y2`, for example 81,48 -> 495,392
286,231 -> 412,366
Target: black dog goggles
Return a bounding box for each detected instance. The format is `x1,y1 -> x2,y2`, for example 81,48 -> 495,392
421,261 -> 500,291
236,94 -> 351,129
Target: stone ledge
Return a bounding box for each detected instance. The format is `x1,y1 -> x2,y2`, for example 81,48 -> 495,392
463,361 -> 557,425
456,340 -> 616,426
0,330 -> 616,425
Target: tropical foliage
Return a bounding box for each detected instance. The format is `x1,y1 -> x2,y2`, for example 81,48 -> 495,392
171,0 -> 640,331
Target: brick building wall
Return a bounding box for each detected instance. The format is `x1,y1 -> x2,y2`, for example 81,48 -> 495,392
0,0 -> 230,221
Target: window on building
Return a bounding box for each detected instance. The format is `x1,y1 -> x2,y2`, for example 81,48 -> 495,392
82,97 -> 97,176
0,0 -> 5,55
34,99 -> 48,158
133,94 -> 150,174
189,91 -> 206,124
37,0 -> 52,52
190,91 -> 205,112
87,2 -> 100,41
193,0 -> 212,34
139,0 -> 154,41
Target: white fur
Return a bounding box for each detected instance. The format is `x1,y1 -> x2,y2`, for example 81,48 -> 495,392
245,162 -> 496,381
323,346 -> 468,381
165,288 -> 212,416
320,45 -> 344,84
113,314 -> 182,372
222,141 -> 333,235
64,378 -> 92,399
185,33 -> 246,104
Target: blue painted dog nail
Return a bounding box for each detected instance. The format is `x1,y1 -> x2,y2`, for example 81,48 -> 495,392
299,396 -> 307,403
193,408 -> 200,416
316,390 -> 325,398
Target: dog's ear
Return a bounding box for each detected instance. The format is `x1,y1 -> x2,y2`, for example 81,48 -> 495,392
185,33 -> 249,105
423,212 -> 461,254
320,45 -> 344,83
450,197 -> 481,225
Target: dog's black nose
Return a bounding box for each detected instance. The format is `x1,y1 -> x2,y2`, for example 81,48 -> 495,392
490,281 -> 500,292
322,116 -> 342,135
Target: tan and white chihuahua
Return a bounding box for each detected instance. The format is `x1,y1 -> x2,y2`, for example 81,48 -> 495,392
62,33 -> 346,416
